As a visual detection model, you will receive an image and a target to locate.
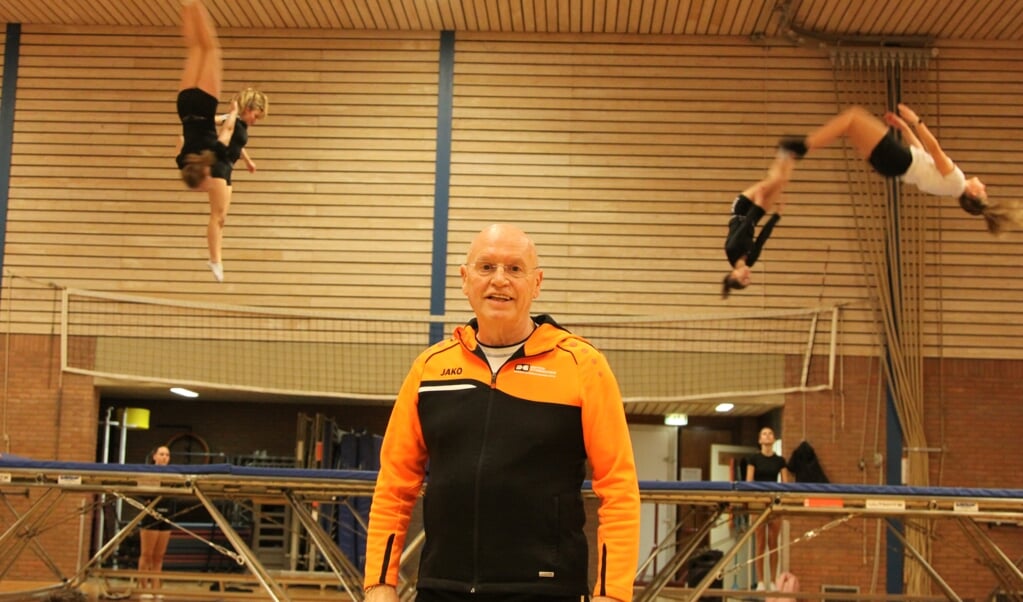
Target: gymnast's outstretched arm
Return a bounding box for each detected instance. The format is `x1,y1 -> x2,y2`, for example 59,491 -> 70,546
889,103 -> 956,176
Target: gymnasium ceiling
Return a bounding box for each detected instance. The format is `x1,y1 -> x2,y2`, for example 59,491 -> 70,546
0,0 -> 1020,41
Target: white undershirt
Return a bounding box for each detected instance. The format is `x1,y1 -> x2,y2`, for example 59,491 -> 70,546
477,341 -> 525,374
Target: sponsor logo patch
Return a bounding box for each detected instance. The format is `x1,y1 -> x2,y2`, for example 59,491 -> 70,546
514,364 -> 557,378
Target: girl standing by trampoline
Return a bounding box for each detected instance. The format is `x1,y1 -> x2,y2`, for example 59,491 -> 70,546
137,445 -> 173,598
746,427 -> 792,592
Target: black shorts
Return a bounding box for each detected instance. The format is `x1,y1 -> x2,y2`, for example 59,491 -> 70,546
868,130 -> 913,177
140,520 -> 171,532
177,88 -> 218,123
211,161 -> 234,186
138,499 -> 173,531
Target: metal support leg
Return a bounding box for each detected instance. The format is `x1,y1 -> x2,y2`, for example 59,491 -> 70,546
636,505 -> 702,582
885,518 -> 961,602
69,496 -> 155,587
0,491 -> 67,580
193,486 -> 290,602
957,517 -> 1023,599
0,488 -> 61,548
0,488 -> 65,579
635,504 -> 726,602
285,491 -> 364,601
686,504 -> 776,602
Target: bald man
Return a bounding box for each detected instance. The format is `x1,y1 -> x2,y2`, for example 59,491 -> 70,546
364,224 -> 641,602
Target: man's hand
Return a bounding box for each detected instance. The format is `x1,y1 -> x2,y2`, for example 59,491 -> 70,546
364,584 -> 398,601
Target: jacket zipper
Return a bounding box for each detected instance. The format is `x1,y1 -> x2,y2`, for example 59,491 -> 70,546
469,339 -> 542,594
470,359 -> 501,593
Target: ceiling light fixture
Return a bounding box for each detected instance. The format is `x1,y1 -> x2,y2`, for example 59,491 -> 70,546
663,413 -> 688,426
170,387 -> 199,398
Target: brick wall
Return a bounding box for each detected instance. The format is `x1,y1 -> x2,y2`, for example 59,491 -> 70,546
785,355 -> 1023,601
0,333 -> 97,581
923,358 -> 1023,602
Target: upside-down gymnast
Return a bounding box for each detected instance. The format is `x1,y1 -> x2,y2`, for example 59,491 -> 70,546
721,149 -> 796,298
781,103 -> 1023,235
174,0 -> 266,283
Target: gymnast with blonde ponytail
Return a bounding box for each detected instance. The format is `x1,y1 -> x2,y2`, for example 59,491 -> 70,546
174,0 -> 238,282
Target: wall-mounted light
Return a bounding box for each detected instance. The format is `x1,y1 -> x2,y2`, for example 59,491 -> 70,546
663,413 -> 688,426
714,403 -> 734,413
121,407 -> 150,430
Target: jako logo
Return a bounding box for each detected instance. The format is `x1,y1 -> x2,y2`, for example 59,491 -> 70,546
440,367 -> 463,376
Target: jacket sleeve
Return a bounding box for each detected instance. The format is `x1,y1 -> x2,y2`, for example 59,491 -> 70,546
578,345 -> 641,602
363,357 -> 429,589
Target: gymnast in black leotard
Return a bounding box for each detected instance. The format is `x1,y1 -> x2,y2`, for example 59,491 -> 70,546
721,150 -> 795,298
213,87 -> 268,186
174,1 -> 267,283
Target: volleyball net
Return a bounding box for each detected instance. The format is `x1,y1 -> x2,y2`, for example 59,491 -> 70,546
40,286 -> 855,415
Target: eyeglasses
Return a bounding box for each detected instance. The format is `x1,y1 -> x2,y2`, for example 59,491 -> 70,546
469,261 -> 536,279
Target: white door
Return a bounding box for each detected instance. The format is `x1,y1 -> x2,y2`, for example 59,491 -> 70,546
710,443 -> 758,590
628,424 -> 678,582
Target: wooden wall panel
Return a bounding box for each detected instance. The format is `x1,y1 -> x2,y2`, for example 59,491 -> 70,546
445,33 -> 878,343
3,25 -> 439,322
445,33 -> 1023,358
1,28 -> 1021,360
924,40 -> 1023,358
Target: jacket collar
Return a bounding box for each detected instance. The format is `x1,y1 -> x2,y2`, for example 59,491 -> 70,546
455,314 -> 571,356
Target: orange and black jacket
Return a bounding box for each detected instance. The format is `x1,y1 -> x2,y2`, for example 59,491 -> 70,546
364,315 -> 641,601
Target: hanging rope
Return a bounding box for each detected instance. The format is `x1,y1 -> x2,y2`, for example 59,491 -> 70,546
830,45 -> 937,598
